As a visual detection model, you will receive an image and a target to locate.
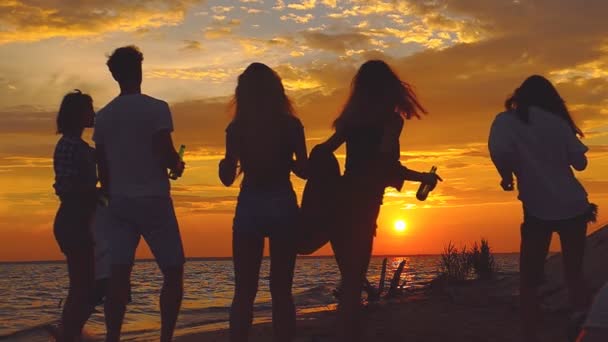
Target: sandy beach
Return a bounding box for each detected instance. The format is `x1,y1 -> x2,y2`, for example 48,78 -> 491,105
174,274 -> 572,342
173,224 -> 608,342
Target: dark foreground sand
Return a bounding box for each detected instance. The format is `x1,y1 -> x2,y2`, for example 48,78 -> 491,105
175,275 -> 572,342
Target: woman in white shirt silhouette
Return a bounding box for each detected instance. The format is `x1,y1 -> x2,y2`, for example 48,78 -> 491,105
489,75 -> 596,342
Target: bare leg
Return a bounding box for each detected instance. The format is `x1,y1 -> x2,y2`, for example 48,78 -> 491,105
230,232 -> 264,342
331,228 -> 374,342
269,236 -> 297,342
519,224 -> 552,342
104,264 -> 132,342
160,266 -> 184,342
61,248 -> 95,341
559,221 -> 590,311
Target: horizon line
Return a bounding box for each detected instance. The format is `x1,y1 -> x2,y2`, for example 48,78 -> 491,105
0,252 -> 524,264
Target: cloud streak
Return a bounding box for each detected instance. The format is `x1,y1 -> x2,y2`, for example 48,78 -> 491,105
0,0 -> 206,44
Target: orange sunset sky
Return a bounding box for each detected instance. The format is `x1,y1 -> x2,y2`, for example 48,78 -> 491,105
1,0 -> 607,261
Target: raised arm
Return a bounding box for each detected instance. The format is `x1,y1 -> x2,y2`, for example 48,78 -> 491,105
321,129 -> 346,152
383,115 -> 442,187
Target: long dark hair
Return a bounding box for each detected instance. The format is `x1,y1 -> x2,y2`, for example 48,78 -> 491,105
230,63 -> 295,174
56,89 -> 93,135
232,62 -> 294,124
505,75 -> 583,136
334,60 -> 426,129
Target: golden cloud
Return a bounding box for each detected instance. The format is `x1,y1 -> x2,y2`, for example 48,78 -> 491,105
273,0 -> 286,10
211,5 -> 234,13
0,0 -> 205,44
287,0 -> 317,11
300,31 -> 371,54
242,7 -> 263,14
203,18 -> 241,39
327,1 -> 398,17
280,13 -> 314,24
320,0 -> 337,8
238,38 -> 270,56
181,40 -> 204,52
146,67 -> 234,82
274,64 -> 324,91
550,60 -> 608,83
322,2 -> 486,50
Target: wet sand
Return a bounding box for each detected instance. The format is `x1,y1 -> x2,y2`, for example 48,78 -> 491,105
175,279 -> 572,342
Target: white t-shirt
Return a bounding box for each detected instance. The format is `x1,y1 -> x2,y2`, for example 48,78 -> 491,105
488,106 -> 589,220
93,94 -> 173,197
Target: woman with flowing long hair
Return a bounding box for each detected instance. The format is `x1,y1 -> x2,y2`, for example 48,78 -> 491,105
219,63 -> 308,342
489,75 -> 596,342
321,60 -> 441,341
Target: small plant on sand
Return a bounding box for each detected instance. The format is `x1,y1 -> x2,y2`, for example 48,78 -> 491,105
470,238 -> 496,280
439,242 -> 472,282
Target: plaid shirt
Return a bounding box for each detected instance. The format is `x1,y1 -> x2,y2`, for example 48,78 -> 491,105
53,136 -> 97,197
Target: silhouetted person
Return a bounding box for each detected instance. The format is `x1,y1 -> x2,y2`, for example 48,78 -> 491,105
489,75 -> 596,342
52,90 -> 97,341
94,46 -> 185,342
219,63 -> 308,342
319,60 -> 441,342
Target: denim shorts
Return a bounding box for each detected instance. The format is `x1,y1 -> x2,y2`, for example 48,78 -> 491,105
331,175 -> 383,238
233,185 -> 299,238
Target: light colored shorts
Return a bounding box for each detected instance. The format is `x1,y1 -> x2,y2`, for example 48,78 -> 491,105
92,204 -> 112,280
105,196 -> 185,270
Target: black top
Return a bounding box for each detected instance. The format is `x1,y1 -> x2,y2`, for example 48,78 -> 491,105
338,111 -> 404,201
340,112 -> 403,176
226,115 -> 304,190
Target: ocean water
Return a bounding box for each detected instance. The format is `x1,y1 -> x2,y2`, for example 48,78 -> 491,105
0,255 -> 519,341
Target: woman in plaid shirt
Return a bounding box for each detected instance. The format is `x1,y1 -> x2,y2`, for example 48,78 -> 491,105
52,90 -> 97,341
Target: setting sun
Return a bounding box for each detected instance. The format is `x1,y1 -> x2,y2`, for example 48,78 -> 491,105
394,220 -> 407,233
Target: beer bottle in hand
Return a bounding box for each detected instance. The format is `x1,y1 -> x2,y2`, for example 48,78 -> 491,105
416,166 -> 437,201
169,145 -> 186,180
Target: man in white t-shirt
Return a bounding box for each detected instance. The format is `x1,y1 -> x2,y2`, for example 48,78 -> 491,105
94,45 -> 185,342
